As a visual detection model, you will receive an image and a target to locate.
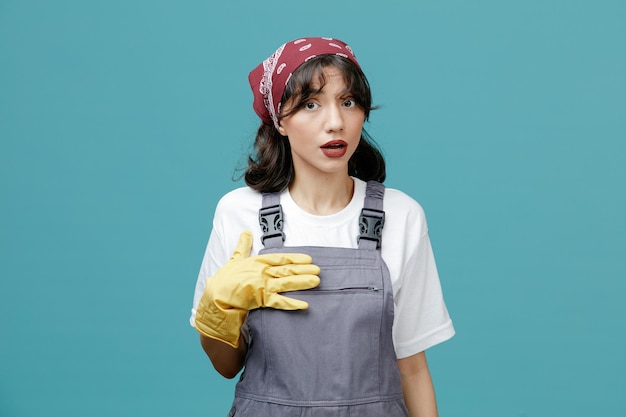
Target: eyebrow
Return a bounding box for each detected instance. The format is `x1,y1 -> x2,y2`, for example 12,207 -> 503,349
338,88 -> 353,98
307,86 -> 353,98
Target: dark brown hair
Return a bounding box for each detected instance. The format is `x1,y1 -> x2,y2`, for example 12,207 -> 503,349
244,55 -> 386,192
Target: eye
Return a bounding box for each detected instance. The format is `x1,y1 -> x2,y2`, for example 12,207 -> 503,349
342,98 -> 357,108
304,101 -> 319,110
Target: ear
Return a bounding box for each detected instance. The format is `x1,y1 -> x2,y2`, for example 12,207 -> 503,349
277,124 -> 287,136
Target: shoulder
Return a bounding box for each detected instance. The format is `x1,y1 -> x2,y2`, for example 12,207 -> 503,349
213,186 -> 263,226
211,186 -> 267,255
215,186 -> 262,212
382,185 -> 428,232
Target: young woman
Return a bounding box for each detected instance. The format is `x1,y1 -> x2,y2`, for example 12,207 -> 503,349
190,37 -> 455,417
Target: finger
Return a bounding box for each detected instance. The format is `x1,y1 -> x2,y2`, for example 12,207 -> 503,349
266,264 -> 321,277
265,294 -> 310,310
253,253 -> 313,266
231,231 -> 253,260
266,274 -> 320,293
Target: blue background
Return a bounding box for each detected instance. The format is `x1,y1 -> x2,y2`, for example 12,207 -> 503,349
1,1 -> 625,416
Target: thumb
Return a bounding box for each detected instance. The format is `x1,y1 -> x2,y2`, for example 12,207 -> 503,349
230,231 -> 253,260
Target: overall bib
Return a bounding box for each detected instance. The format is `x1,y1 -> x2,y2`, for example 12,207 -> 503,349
229,181 -> 408,417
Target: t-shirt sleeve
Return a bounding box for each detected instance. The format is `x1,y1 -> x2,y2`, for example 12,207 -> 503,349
189,207 -> 228,327
188,187 -> 261,329
391,207 -> 455,359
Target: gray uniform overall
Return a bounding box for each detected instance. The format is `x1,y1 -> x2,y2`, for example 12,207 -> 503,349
228,181 -> 408,417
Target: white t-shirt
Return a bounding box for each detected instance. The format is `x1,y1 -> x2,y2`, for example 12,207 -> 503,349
190,178 -> 455,359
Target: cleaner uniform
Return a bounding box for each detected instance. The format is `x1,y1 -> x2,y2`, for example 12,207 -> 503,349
191,179 -> 455,416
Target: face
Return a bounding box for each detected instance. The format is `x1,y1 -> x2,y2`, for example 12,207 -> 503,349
277,66 -> 366,179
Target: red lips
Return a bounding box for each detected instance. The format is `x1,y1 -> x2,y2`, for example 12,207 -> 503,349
320,140 -> 348,158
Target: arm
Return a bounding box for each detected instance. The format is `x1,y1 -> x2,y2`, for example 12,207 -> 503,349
397,351 -> 438,417
200,334 -> 247,379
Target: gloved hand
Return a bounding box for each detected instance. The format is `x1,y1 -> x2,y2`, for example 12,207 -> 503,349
195,231 -> 320,348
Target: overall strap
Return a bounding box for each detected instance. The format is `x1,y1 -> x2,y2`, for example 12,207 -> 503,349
259,192 -> 285,249
358,181 -> 386,250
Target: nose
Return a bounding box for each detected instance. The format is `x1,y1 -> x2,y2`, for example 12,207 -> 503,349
324,103 -> 344,132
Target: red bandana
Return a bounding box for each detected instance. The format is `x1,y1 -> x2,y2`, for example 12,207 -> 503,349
248,37 -> 361,129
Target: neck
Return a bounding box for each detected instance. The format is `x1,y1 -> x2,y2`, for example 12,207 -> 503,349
289,172 -> 354,216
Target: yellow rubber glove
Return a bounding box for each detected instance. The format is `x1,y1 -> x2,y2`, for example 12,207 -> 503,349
195,231 -> 320,348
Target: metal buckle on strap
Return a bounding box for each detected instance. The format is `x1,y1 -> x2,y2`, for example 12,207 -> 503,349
259,204 -> 285,244
358,208 -> 385,248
